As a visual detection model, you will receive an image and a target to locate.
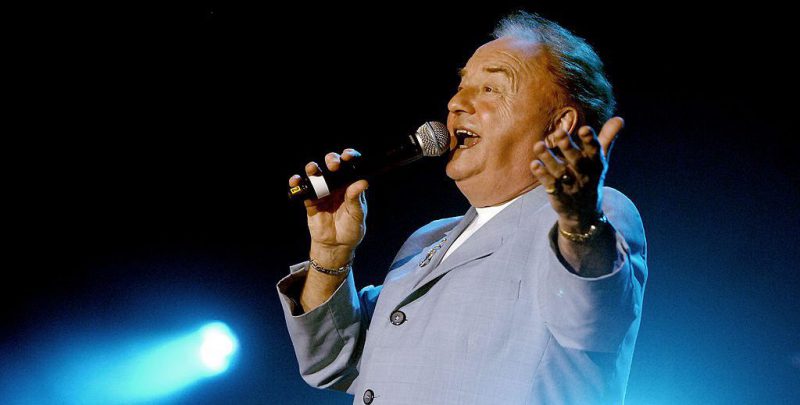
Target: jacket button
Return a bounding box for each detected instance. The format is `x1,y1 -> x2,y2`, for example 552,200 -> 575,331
390,310 -> 406,325
363,389 -> 375,404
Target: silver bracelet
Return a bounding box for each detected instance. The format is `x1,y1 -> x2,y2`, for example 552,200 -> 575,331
309,257 -> 352,276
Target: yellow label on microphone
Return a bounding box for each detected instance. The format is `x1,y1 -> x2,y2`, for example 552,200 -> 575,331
289,186 -> 302,195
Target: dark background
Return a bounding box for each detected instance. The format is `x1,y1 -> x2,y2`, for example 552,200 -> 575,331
4,2 -> 798,404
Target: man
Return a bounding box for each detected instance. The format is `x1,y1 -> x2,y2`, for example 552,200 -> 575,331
279,11 -> 647,405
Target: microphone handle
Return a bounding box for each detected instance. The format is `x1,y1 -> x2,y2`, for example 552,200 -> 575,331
287,160 -> 361,202
287,134 -> 426,202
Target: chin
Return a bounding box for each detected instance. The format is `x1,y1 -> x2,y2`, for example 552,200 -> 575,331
445,160 -> 468,181
445,151 -> 477,181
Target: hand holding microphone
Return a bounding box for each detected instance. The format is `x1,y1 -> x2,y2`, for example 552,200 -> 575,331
288,148 -> 369,271
287,121 -> 450,270
288,122 -> 451,202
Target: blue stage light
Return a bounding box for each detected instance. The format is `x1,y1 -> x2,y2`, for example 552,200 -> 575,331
6,321 -> 240,404
199,322 -> 238,373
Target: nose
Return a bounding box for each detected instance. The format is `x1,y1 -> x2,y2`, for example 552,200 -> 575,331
447,88 -> 475,115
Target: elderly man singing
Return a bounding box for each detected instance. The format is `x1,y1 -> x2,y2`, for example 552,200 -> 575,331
280,11 -> 647,405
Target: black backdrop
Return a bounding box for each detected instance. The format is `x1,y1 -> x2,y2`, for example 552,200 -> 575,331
4,2 -> 799,404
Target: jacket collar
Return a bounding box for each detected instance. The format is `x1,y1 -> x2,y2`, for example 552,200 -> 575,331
411,186 -> 550,289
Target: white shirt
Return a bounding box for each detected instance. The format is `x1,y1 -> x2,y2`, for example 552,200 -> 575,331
441,194 -> 523,262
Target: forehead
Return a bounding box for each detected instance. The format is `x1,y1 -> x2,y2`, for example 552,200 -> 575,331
464,36 -> 546,74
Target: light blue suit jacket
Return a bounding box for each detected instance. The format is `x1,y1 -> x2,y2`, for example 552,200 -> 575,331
278,187 -> 647,404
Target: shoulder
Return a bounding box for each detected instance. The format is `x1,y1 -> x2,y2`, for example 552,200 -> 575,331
602,187 -> 641,219
410,216 -> 462,239
601,187 -> 646,256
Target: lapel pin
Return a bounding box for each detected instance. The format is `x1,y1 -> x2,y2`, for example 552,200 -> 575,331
419,237 -> 447,267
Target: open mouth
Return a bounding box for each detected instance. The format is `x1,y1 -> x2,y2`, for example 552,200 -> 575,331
455,129 -> 481,149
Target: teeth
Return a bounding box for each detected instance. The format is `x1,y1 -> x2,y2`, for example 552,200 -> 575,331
454,128 -> 480,149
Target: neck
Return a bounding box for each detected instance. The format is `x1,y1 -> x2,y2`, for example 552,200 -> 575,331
459,180 -> 540,208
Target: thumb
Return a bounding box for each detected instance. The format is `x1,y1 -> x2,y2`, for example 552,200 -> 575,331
344,179 -> 369,203
598,116 -> 624,157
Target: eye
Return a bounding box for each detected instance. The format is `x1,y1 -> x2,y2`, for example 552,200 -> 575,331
483,86 -> 494,93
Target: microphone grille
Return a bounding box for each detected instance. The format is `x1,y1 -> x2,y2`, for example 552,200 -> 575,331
415,121 -> 450,157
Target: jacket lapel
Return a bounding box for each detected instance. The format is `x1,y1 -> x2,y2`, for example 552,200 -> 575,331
401,187 -> 552,303
411,196 -> 523,290
425,209 -> 476,269
399,209 -> 473,286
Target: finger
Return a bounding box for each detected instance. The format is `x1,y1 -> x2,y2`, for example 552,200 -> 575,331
530,160 -> 558,194
533,140 -> 566,178
324,152 -> 342,172
554,128 -> 582,166
577,126 -> 601,159
305,161 -> 322,177
341,148 -> 361,162
345,179 -> 369,202
597,116 -> 624,156
289,174 -> 302,187
302,163 -> 324,208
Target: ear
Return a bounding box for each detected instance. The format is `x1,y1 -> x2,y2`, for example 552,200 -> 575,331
551,107 -> 579,135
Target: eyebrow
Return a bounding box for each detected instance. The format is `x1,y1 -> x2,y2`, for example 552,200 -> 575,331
457,66 -> 514,81
484,66 -> 513,81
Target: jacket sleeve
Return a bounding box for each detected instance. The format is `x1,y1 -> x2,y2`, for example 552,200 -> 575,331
537,188 -> 648,353
276,262 -> 382,393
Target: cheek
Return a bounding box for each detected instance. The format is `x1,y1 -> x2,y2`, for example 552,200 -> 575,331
474,98 -> 515,125
497,99 -> 515,121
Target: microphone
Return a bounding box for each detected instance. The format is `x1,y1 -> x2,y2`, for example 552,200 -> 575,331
288,121 -> 451,202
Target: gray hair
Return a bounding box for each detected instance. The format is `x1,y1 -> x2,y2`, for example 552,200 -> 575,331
493,11 -> 615,130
